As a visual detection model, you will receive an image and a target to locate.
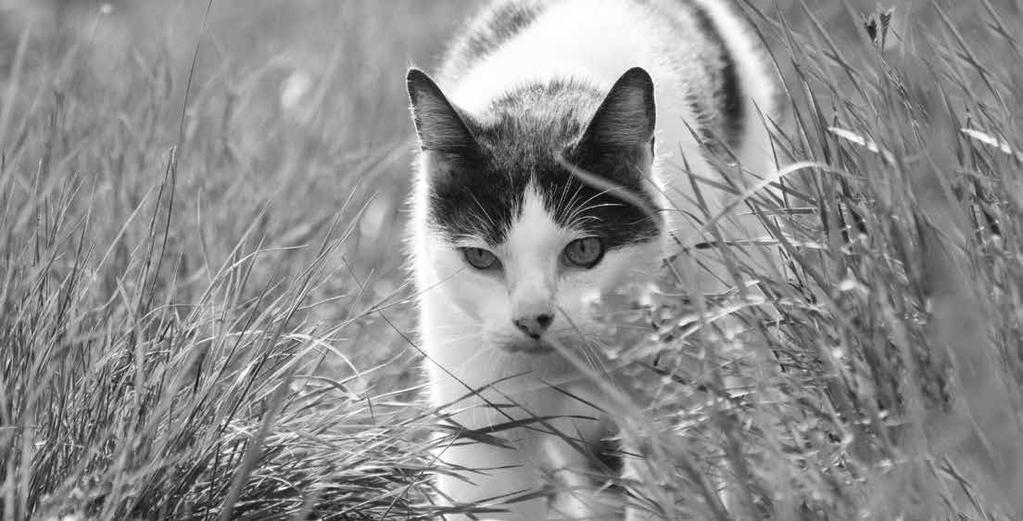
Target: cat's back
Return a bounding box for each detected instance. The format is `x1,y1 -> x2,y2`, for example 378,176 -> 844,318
435,0 -> 775,176
439,0 -> 659,85
438,0 -> 550,83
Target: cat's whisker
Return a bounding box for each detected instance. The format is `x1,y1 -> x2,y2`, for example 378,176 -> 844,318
556,178 -> 585,219
433,331 -> 486,345
560,188 -> 616,227
451,346 -> 497,375
577,335 -> 609,375
468,191 -> 500,231
556,184 -> 592,222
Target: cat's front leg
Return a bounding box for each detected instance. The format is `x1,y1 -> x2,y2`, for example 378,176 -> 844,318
434,438 -> 548,521
541,434 -> 623,521
619,441 -> 663,521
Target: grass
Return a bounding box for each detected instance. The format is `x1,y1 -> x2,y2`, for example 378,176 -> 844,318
1,0 -> 1021,519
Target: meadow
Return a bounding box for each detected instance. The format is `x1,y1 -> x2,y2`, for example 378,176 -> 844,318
1,0 -> 1021,519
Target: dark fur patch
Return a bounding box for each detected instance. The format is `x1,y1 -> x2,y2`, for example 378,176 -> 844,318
425,150 -> 527,246
687,1 -> 744,147
425,80 -> 661,249
644,0 -> 745,149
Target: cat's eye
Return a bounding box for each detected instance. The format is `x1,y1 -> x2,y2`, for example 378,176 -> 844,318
461,247 -> 501,270
562,237 -> 605,268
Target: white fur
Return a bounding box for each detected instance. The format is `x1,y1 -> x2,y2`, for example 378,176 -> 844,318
413,2 -> 777,519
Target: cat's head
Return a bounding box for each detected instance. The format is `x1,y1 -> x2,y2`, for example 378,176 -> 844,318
407,67 -> 664,354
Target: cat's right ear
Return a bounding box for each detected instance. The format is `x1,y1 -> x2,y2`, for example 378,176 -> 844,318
406,68 -> 479,154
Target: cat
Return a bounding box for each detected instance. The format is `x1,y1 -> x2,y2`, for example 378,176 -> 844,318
406,0 -> 777,519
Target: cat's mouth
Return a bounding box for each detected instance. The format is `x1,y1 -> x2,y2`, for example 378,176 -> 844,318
498,338 -> 554,355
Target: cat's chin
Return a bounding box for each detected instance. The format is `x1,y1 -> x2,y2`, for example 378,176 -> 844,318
496,339 -> 554,355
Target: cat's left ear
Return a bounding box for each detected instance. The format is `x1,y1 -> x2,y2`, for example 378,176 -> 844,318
577,67 -> 656,150
406,68 -> 479,154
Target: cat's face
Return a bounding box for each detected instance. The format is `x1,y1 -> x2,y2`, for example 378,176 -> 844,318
408,68 -> 664,354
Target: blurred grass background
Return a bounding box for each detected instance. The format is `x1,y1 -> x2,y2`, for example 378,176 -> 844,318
1,0 -> 1021,519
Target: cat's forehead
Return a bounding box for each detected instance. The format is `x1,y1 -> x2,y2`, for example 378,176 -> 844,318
473,80 -> 600,153
424,80 -> 660,249
503,188 -> 567,253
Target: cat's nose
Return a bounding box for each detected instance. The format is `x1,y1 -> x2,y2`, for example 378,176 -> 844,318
514,313 -> 554,339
